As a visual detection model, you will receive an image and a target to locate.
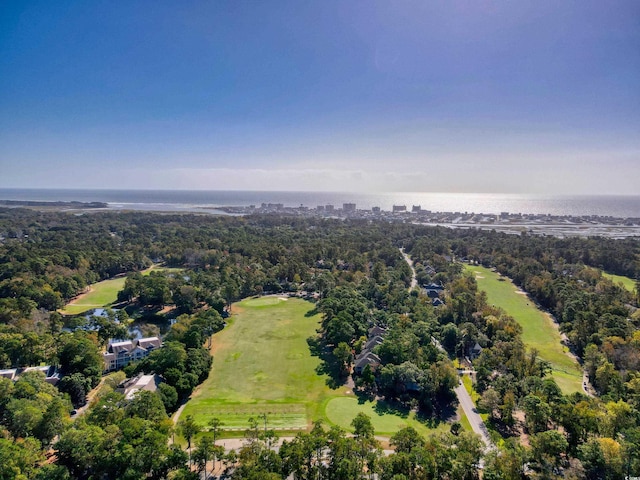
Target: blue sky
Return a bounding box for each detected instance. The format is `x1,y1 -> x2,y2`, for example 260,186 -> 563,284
1,0 -> 638,193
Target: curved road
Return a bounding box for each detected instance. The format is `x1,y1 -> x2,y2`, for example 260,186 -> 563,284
400,249 -> 493,451
399,247 -> 418,290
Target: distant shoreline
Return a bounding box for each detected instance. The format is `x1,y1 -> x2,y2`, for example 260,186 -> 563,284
1,196 -> 639,239
0,199 -> 107,209
1,188 -> 639,219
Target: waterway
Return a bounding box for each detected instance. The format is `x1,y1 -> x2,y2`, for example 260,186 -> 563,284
2,188 -> 640,218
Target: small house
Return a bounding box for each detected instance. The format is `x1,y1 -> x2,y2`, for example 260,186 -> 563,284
364,335 -> 385,352
425,289 -> 440,298
0,368 -> 17,380
470,342 -> 483,359
368,325 -> 388,338
118,374 -> 162,400
22,365 -> 60,385
354,352 -> 381,375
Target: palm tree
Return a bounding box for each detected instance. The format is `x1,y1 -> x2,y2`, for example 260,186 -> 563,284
208,417 -> 224,444
193,436 -> 214,478
178,414 -> 201,467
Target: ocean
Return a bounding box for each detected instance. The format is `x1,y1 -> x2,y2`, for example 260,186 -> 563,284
1,188 -> 639,218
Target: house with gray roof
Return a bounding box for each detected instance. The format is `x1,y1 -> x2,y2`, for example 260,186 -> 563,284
0,368 -> 17,380
354,352 -> 381,375
364,335 -> 385,352
368,325 -> 388,338
22,365 -> 60,385
0,366 -> 60,385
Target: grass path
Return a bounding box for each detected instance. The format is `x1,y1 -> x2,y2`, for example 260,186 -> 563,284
465,265 -> 583,394
60,265 -> 181,315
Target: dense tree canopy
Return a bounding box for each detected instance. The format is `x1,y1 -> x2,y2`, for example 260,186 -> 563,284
0,207 -> 639,478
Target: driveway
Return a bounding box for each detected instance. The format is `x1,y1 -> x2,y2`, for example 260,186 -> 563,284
454,382 -> 493,450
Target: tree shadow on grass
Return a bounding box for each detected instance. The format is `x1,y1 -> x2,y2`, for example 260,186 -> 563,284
354,388 -> 376,405
307,336 -> 347,389
414,413 -> 447,430
306,335 -> 323,356
372,399 -> 410,419
485,417 -> 520,439
351,391 -> 461,430
305,307 -> 319,317
411,402 -> 459,429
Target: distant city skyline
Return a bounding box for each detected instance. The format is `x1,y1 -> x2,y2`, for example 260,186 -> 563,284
1,1 -> 639,194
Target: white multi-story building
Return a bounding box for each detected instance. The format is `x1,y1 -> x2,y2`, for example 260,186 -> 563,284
103,336 -> 162,372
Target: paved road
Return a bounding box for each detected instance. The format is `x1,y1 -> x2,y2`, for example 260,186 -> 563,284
71,376 -> 108,420
454,382 -> 493,450
399,248 -> 418,290
430,336 -> 494,451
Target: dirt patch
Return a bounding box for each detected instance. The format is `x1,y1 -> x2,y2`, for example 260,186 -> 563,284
209,333 -> 229,356
512,410 -> 530,447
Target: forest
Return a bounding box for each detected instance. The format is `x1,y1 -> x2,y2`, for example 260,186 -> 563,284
0,207 -> 639,479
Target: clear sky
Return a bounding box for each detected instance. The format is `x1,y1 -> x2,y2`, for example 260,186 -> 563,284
1,1 -> 638,194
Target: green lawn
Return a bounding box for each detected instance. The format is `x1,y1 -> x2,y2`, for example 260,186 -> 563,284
60,266 -> 182,315
61,277 -> 128,315
461,375 -> 480,404
465,265 -> 583,394
602,271 -> 637,293
324,397 -> 448,437
457,406 -> 472,432
179,296 -> 344,434
178,296 -> 450,438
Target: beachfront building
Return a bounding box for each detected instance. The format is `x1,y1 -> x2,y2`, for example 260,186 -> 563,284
103,336 -> 162,372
